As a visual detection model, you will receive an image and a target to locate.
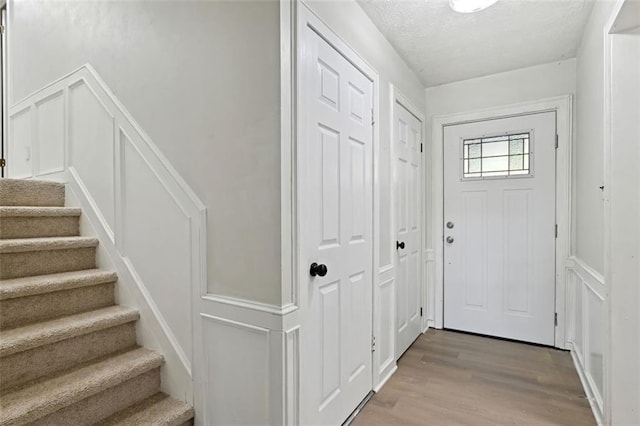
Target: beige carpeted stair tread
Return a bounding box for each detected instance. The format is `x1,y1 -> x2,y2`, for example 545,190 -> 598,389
0,236 -> 98,253
0,306 -> 139,357
98,393 -> 195,426
0,206 -> 81,217
0,269 -> 118,300
0,179 -> 65,207
0,347 -> 164,425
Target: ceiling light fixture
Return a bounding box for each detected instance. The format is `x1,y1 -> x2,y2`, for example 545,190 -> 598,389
449,0 -> 499,13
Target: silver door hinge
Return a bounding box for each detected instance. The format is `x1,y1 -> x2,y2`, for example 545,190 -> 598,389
371,109 -> 375,126
0,25 -> 5,35
555,135 -> 559,149
371,335 -> 376,352
555,224 -> 558,238
554,312 -> 558,327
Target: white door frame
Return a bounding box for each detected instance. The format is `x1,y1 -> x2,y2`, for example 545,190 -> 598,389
295,0 -> 382,405
431,95 -> 573,349
390,84 -> 427,345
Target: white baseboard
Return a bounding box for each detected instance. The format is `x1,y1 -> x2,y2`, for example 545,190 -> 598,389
374,365 -> 398,392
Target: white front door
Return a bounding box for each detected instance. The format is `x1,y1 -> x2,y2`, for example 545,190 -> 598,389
393,100 -> 422,358
299,26 -> 374,426
443,112 -> 556,346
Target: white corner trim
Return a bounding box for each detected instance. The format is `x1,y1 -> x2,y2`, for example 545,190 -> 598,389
281,0 -> 297,309
431,95 -> 573,350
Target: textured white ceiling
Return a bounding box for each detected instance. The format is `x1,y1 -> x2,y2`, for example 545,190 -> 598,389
356,0 -> 595,87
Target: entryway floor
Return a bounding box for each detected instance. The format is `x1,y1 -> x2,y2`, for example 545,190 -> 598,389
351,330 -> 596,425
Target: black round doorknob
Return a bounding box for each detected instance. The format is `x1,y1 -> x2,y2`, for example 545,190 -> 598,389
310,262 -> 328,277
396,241 -> 405,250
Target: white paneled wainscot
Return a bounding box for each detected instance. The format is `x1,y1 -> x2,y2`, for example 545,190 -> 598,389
7,64 -> 303,424
7,64 -> 207,404
566,257 -> 605,424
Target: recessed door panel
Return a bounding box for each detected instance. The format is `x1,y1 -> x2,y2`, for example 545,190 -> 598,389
350,138 -> 366,242
319,280 -> 341,407
319,126 -> 341,247
462,191 -> 488,309
503,189 -> 533,314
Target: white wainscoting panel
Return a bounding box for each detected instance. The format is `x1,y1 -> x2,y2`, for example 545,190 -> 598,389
8,106 -> 32,178
68,80 -> 116,235
425,249 -> 436,328
375,265 -> 396,389
566,257 -> 605,424
121,135 -> 193,362
202,315 -> 271,425
284,326 -> 300,425
35,91 -> 65,175
194,296 -> 299,426
8,64 -> 207,405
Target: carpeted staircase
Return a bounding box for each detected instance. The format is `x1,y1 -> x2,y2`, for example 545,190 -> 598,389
0,178 -> 195,425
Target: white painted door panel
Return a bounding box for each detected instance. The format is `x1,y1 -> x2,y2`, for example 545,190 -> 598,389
299,29 -> 374,425
394,101 -> 422,358
443,112 -> 556,346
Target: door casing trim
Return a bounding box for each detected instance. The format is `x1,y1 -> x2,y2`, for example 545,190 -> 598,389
430,95 -> 573,349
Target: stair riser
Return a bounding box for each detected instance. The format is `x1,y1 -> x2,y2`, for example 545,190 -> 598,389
30,368 -> 161,426
0,180 -> 65,207
0,247 -> 96,279
0,283 -> 115,330
0,323 -> 137,392
0,216 -> 80,239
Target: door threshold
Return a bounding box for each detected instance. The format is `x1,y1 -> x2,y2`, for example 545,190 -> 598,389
443,328 -> 560,350
341,390 -> 375,426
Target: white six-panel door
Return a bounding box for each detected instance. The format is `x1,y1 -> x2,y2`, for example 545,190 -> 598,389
299,27 -> 374,425
443,112 -> 556,346
394,100 -> 422,358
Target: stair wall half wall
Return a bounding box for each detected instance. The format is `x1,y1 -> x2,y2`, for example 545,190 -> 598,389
6,64 -> 208,405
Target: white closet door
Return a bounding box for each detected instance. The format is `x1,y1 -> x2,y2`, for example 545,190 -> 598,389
299,28 -> 374,426
394,101 -> 422,358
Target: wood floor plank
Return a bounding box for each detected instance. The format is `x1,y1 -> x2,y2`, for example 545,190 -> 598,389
352,330 -> 595,425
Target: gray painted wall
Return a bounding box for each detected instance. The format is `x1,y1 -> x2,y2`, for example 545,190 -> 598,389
574,0 -> 616,275
9,0 -> 283,304
9,0 -> 425,305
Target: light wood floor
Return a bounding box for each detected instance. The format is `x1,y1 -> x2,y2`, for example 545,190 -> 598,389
352,330 -> 595,425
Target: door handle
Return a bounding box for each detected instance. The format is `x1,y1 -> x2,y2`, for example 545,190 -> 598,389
446,236 -> 454,244
396,241 -> 405,250
309,262 -> 328,277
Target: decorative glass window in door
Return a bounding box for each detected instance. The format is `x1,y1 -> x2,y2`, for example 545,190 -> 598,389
463,132 -> 531,179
